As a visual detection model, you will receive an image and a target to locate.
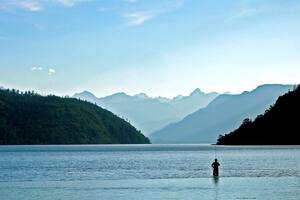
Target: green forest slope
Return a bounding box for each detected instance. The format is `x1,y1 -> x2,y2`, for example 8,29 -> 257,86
0,89 -> 150,144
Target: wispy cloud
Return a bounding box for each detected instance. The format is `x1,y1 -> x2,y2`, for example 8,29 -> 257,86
53,0 -> 85,7
226,8 -> 259,22
0,0 -> 185,27
18,1 -> 42,11
122,0 -> 185,26
31,66 -> 43,71
0,1 -> 43,12
48,68 -> 56,75
0,0 -> 90,12
123,11 -> 156,26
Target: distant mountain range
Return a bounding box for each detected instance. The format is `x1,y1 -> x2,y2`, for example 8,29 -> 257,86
150,84 -> 294,143
0,89 -> 150,145
217,85 -> 300,145
73,89 -> 219,135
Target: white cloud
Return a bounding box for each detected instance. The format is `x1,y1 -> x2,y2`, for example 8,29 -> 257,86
227,8 -> 259,21
122,0 -> 184,26
48,68 -> 56,75
123,11 -> 156,26
0,0 -> 90,12
31,66 -> 43,71
54,0 -> 76,7
53,0 -> 91,7
19,1 -> 42,11
31,66 -> 56,75
0,0 -> 42,12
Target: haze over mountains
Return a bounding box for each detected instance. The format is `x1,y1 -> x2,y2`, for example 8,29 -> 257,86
74,89 -> 219,135
74,84 -> 294,144
150,84 -> 294,143
217,85 -> 300,145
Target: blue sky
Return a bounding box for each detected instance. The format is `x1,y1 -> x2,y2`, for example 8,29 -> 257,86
0,0 -> 300,97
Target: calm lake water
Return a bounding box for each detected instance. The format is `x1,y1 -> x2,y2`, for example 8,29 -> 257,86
0,145 -> 299,200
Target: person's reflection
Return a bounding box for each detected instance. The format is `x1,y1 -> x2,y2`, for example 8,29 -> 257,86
212,176 -> 219,200
213,176 -> 219,185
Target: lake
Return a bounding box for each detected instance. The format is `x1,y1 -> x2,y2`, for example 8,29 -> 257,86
0,144 -> 299,200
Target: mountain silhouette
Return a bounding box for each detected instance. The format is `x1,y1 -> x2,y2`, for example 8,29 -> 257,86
217,85 -> 300,145
150,84 -> 294,143
74,89 -> 219,135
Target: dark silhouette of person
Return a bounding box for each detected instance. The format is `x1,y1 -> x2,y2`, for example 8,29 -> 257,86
211,159 -> 220,176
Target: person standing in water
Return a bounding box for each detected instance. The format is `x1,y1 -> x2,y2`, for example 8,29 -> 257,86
211,159 -> 220,176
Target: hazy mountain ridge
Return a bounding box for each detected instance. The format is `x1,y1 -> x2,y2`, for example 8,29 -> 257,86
150,84 -> 294,143
217,85 -> 300,145
74,89 -> 219,135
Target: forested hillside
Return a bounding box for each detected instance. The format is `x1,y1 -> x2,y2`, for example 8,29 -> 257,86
0,89 -> 150,144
